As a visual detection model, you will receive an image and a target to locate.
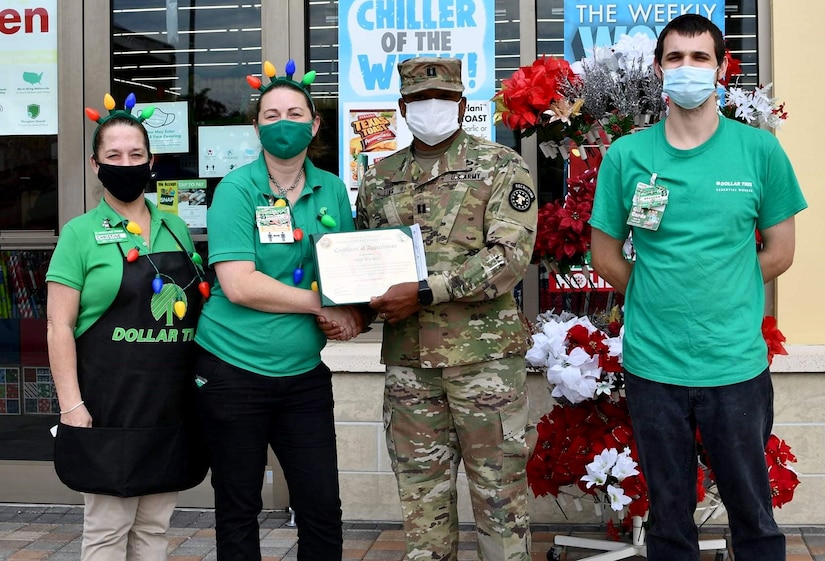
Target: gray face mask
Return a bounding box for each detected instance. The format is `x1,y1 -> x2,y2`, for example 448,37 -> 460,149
662,66 -> 718,110
404,99 -> 460,146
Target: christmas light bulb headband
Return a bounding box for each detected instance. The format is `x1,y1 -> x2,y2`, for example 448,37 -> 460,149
246,60 -> 317,113
84,93 -> 155,151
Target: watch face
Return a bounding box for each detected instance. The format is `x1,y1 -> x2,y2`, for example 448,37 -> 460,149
419,287 -> 433,305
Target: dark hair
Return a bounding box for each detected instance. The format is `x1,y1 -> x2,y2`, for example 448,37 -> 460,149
654,14 -> 726,66
253,82 -> 325,159
93,116 -> 152,159
255,82 -> 315,118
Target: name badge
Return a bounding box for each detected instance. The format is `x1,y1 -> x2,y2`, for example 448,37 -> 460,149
256,206 -> 294,243
94,229 -> 127,244
627,175 -> 668,231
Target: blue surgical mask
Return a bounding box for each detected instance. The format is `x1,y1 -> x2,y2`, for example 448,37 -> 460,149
662,66 -> 718,110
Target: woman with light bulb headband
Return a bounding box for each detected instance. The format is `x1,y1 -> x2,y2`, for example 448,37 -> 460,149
192,60 -> 367,560
46,93 -> 208,561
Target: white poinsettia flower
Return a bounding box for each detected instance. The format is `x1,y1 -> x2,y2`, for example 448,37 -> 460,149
611,449 -> 639,481
581,463 -> 609,489
595,379 -> 615,396
575,315 -> 599,334
735,104 -> 755,123
546,346 -> 603,403
591,45 -> 619,70
727,87 -> 750,107
526,333 -> 552,367
607,484 -> 633,511
591,448 -> 618,472
606,335 -> 623,362
612,33 -> 656,70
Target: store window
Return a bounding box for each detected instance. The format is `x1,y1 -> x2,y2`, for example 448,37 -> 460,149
111,0 -> 263,232
0,138 -> 58,232
0,1 -> 59,460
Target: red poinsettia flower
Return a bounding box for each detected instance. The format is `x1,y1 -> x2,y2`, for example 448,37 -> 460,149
721,49 -> 743,86
769,462 -> 800,508
696,465 -> 707,503
765,434 -> 797,465
762,316 -> 788,365
532,167 -> 599,272
494,55 -> 578,134
766,436 -> 800,509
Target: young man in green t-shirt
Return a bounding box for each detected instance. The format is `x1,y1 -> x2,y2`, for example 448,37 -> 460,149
590,14 -> 806,561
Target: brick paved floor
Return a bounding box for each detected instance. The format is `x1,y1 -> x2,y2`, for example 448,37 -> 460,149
1,505 -> 823,560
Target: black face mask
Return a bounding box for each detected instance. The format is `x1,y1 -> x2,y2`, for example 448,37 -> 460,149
96,161 -> 152,203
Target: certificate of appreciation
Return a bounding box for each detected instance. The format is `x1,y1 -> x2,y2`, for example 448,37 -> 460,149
312,225 -> 426,306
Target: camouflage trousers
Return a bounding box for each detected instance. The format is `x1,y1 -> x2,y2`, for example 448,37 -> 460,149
384,356 -> 534,561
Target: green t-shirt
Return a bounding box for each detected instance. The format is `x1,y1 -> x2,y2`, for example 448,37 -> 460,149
590,116 -> 807,386
46,198 -> 196,337
195,154 -> 355,377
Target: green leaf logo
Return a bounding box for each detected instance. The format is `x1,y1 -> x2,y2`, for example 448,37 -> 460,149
151,283 -> 187,326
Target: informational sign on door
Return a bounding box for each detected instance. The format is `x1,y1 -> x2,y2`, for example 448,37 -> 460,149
197,125 -> 261,178
0,0 -> 58,135
134,101 -> 190,154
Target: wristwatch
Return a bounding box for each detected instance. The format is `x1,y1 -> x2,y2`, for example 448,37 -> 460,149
417,279 -> 434,306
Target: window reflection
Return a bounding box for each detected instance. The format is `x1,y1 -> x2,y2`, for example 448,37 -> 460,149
0,136 -> 58,232
111,1 -> 263,217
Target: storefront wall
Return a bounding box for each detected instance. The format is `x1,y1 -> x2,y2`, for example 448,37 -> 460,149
1,0 -> 823,524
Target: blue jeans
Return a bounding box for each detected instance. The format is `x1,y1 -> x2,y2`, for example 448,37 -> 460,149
625,369 -> 784,561
195,348 -> 343,561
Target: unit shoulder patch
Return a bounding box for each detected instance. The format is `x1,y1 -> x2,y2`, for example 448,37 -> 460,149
508,182 -> 535,212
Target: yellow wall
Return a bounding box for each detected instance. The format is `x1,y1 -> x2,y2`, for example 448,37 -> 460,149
772,1 -> 824,344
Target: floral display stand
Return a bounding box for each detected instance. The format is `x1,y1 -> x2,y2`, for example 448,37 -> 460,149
550,515 -> 728,561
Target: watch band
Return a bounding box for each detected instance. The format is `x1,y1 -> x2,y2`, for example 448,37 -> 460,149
418,279 -> 434,305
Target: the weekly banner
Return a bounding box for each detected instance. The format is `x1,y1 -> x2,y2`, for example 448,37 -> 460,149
338,0 -> 495,202
564,1 -> 725,62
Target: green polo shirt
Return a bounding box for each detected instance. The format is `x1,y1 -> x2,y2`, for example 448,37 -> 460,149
195,154 -> 355,377
46,198 -> 196,337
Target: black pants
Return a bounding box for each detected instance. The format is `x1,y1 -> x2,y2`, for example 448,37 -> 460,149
626,369 -> 784,561
195,348 -> 343,561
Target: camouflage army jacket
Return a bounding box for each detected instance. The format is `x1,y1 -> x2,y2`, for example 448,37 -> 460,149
356,130 -> 538,368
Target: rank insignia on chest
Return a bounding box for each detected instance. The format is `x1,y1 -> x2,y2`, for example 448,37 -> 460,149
509,182 -> 535,212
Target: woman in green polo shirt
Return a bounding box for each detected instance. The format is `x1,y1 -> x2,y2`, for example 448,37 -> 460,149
193,61 -> 364,561
46,95 -> 208,561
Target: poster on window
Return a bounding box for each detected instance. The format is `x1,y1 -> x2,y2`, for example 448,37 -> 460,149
563,0 -> 725,62
134,101 -> 190,154
197,125 -> 261,178
0,0 -> 58,135
145,179 -> 208,229
337,0 -> 496,203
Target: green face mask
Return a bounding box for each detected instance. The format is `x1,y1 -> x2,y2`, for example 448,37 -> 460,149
258,119 -> 314,160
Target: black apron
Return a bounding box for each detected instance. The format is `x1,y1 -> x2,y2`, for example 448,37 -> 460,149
54,231 -> 208,497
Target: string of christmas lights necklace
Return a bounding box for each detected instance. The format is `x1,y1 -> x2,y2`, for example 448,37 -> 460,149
119,219 -> 210,318
268,168 -> 304,197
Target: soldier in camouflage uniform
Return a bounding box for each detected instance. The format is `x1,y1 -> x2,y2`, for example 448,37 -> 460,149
356,57 -> 537,561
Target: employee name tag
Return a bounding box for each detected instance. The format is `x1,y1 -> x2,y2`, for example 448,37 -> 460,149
627,174 -> 668,231
256,205 -> 295,243
94,229 -> 128,244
